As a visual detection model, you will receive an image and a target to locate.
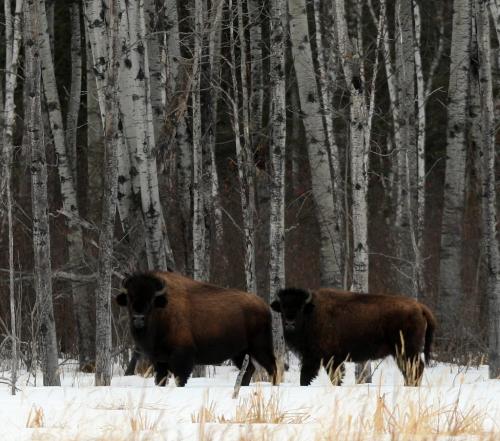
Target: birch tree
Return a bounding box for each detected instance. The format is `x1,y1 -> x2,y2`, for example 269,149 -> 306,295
25,0 -> 61,386
33,0 -> 95,370
2,0 -> 23,393
475,0 -> 500,378
393,0 -> 419,298
438,0 -> 471,339
116,0 -> 174,270
205,0 -> 224,251
288,0 -> 343,287
248,0 -> 264,143
229,0 -> 257,293
87,0 -> 121,386
192,0 -> 208,282
269,0 -> 287,377
66,1 -> 82,182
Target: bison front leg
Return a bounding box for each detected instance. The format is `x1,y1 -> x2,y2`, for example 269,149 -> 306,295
154,362 -> 170,386
169,348 -> 195,387
300,359 -> 320,386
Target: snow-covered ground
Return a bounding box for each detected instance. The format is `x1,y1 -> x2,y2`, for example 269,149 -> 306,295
0,358 -> 497,440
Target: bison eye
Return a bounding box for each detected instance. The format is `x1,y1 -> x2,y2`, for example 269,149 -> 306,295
116,293 -> 128,306
270,300 -> 281,312
154,295 -> 167,308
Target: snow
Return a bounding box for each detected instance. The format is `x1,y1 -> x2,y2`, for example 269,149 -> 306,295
0,358 -> 497,440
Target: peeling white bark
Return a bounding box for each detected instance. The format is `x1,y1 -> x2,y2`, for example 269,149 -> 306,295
438,0 -> 471,335
289,0 -> 343,287
25,0 -> 61,386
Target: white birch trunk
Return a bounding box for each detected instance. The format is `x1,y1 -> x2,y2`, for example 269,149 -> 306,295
206,0 -> 224,251
144,0 -> 165,145
413,0 -> 426,297
191,0 -> 207,379
438,0 -> 471,337
36,0 -> 96,370
2,0 -> 23,393
93,0 -> 121,386
248,0 -> 263,142
476,0 -> 500,378
116,0 -> 173,270
25,0 -> 61,385
1,0 -> 23,194
229,0 -> 257,293
288,0 -> 343,287
66,1 -> 82,182
192,0 -> 208,282
162,0 -> 192,273
269,0 -> 287,377
333,0 -> 370,293
313,0 -> 345,279
394,0 -> 418,297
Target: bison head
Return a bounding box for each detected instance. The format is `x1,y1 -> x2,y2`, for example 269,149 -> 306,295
270,288 -> 314,333
115,273 -> 167,329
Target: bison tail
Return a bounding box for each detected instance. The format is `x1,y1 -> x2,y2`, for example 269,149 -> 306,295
422,305 -> 437,365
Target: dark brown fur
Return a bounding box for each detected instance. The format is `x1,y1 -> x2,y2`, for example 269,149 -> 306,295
271,287 -> 436,386
117,271 -> 277,386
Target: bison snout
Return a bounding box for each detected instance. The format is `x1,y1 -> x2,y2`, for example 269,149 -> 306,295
132,314 -> 146,329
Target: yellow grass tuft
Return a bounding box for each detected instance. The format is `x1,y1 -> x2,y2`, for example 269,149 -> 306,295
26,405 -> 45,428
192,386 -> 309,425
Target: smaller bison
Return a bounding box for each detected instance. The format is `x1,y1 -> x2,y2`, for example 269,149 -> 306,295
271,287 -> 436,386
116,271 -> 277,386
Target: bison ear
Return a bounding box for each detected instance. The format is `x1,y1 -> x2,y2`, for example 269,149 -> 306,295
154,295 -> 167,308
270,300 -> 281,312
116,292 -> 128,306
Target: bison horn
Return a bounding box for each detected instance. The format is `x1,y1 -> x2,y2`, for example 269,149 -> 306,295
305,290 -> 313,304
119,287 -> 128,294
155,285 -> 166,297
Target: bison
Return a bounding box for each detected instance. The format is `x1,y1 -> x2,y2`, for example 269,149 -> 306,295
116,271 -> 277,386
271,287 -> 436,386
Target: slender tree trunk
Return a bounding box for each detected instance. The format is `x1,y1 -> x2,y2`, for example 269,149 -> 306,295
248,0 -> 263,144
94,0 -> 120,387
36,0 -> 95,370
25,0 -> 61,386
116,0 -> 173,270
313,0 -> 345,286
393,0 -> 418,298
229,0 -> 257,293
206,0 -> 224,253
192,0 -> 207,282
438,0 -> 471,341
269,0 -> 287,379
288,0 -> 343,287
413,0 -> 426,298
66,1 -> 82,182
475,0 -> 500,378
2,0 -> 23,394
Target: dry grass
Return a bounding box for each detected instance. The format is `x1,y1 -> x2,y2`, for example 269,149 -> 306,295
192,386 -> 310,425
26,405 -> 45,428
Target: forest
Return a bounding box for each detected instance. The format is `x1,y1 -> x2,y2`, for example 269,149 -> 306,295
0,0 -> 499,390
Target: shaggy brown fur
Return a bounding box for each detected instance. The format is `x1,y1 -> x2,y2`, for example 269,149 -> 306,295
271,287 -> 436,386
117,271 -> 277,387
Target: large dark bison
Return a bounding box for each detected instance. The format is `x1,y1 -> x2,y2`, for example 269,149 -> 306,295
116,271 -> 277,386
271,287 -> 436,386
